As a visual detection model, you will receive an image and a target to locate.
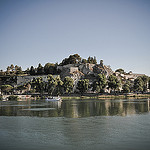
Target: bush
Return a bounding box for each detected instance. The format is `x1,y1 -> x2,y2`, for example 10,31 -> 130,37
0,96 -> 2,100
8,95 -> 18,101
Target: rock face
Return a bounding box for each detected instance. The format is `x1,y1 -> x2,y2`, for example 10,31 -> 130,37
93,60 -> 113,77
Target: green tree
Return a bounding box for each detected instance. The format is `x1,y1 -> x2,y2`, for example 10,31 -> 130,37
60,54 -> 81,65
6,66 -> 11,75
122,81 -> 130,93
92,74 -> 107,94
77,79 -> 89,95
29,66 -> 36,75
141,75 -> 149,92
44,63 -> 56,74
107,75 -> 121,92
47,74 -> 57,96
31,77 -> 45,96
63,76 -> 74,95
37,63 -> 44,75
16,66 -> 23,75
133,77 -> 143,93
81,59 -> 87,64
1,85 -> 13,94
115,68 -> 125,74
55,76 -> 63,96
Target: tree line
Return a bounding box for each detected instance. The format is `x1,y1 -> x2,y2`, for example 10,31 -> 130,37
1,74 -> 149,96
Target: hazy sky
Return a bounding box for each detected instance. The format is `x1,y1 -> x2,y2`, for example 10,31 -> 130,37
0,0 -> 150,75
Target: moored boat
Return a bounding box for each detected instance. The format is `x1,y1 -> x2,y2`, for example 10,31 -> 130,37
45,96 -> 62,102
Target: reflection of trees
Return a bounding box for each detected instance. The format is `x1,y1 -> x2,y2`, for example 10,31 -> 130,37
0,99 -> 150,118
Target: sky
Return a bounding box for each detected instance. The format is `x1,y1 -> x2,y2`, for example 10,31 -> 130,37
0,0 -> 150,76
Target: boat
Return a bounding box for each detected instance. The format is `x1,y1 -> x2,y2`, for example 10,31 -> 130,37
45,96 -> 62,102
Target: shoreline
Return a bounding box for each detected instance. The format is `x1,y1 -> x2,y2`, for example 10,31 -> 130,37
1,94 -> 150,101
61,94 -> 150,100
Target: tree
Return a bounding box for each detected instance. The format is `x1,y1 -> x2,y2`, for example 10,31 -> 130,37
37,63 -> 44,75
1,85 -> 13,94
47,74 -> 57,96
115,68 -> 125,74
133,77 -> 143,93
44,63 -> 56,74
87,56 -> 97,64
107,75 -> 121,92
122,80 -> 130,93
29,66 -> 36,75
141,75 -> 149,92
6,66 -> 11,75
92,74 -> 107,94
10,64 -> 14,71
81,59 -> 87,64
63,76 -> 74,95
16,66 -> 23,74
60,54 -> 81,65
77,79 -> 89,95
31,77 -> 45,96
55,76 -> 63,96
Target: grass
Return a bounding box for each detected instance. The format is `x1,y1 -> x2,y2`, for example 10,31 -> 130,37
61,94 -> 150,100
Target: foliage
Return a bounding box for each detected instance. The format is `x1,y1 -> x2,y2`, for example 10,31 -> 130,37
133,77 -> 143,92
115,68 -> 125,74
37,63 -> 44,75
141,75 -> 149,92
60,54 -> 81,65
87,56 -> 97,64
55,76 -> 63,96
92,74 -> 107,93
81,59 -> 87,64
107,75 -> 121,92
47,74 -> 57,96
8,95 -> 18,101
31,77 -> 46,96
1,85 -> 13,93
63,76 -> 74,94
133,75 -> 149,92
122,80 -> 130,93
29,66 -> 36,75
77,79 -> 89,95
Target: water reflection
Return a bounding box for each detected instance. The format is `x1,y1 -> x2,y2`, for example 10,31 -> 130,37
0,99 -> 149,118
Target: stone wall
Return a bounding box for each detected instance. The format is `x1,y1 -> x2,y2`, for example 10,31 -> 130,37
17,75 -> 58,86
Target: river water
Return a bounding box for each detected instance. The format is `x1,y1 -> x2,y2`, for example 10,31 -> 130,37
0,98 -> 150,150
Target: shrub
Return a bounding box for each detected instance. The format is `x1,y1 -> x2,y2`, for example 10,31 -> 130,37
8,95 -> 18,101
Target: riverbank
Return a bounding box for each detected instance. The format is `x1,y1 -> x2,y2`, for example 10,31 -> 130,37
1,93 -> 150,101
61,94 -> 150,100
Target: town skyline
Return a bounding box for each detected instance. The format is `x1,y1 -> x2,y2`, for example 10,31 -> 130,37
0,0 -> 150,76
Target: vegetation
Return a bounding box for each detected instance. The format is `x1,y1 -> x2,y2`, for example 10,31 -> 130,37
1,85 -> 13,94
133,75 -> 149,93
8,95 -> 18,101
77,79 -> 89,95
122,80 -> 131,93
63,76 -> 74,95
107,75 -> 121,92
47,75 -> 57,96
92,74 -> 107,94
0,54 -> 149,98
115,68 -> 125,74
31,77 -> 46,96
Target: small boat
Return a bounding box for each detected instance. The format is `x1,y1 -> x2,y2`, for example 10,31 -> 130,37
45,96 -> 62,102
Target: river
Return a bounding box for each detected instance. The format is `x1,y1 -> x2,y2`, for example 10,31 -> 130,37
0,98 -> 150,150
